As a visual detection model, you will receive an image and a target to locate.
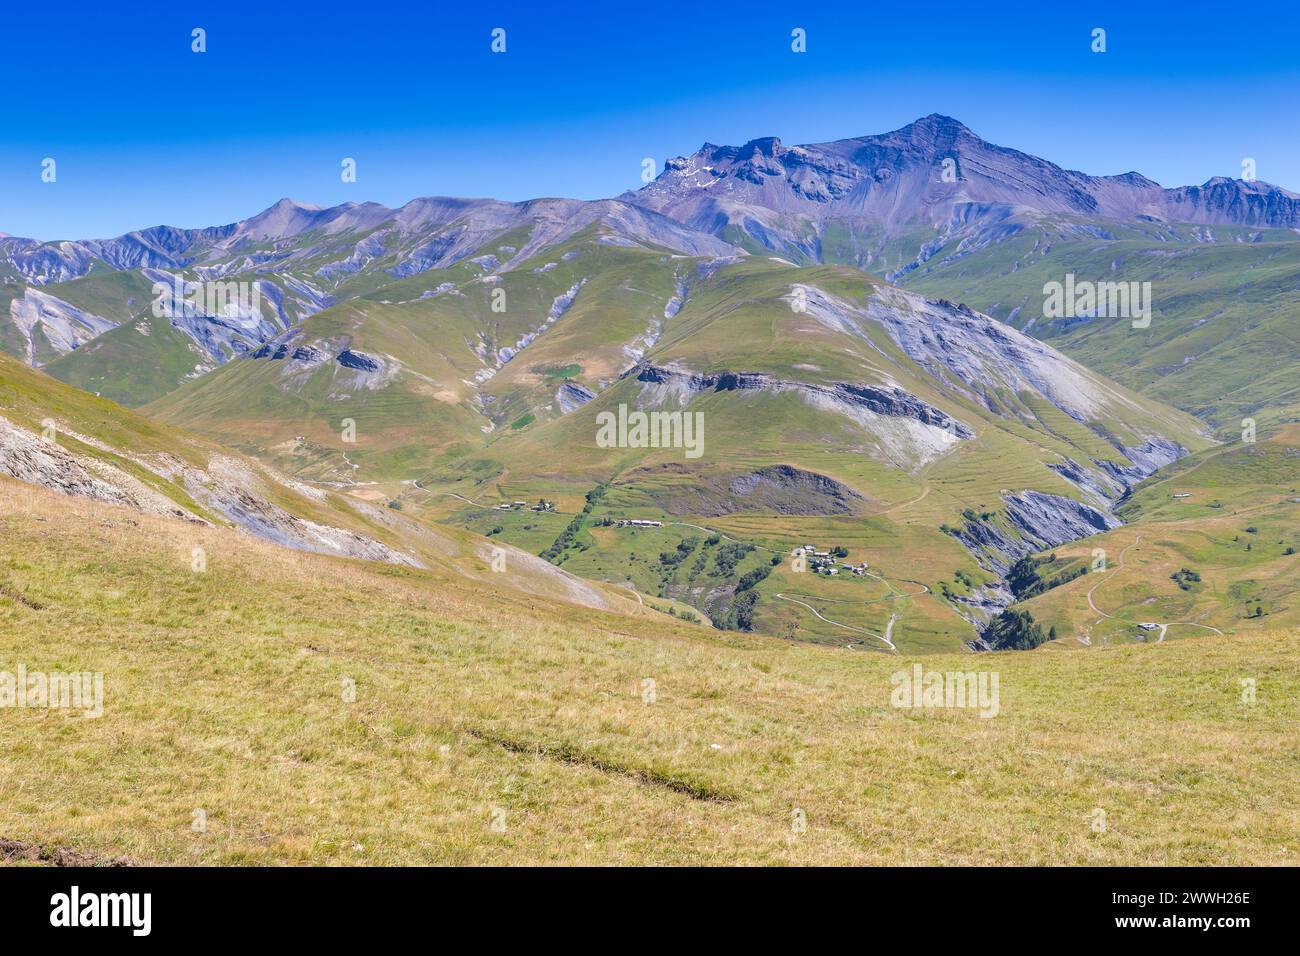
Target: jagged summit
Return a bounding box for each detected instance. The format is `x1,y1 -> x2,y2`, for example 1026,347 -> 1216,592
626,114 -> 1300,255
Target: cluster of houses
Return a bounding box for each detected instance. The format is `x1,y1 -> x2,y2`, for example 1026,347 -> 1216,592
617,518 -> 664,528
496,499 -> 555,512
796,545 -> 868,576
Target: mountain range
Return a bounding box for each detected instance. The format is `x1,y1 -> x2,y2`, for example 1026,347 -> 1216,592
3,114 -> 1297,653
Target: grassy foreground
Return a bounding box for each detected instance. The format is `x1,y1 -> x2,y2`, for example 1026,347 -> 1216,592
1,479 -> 1296,865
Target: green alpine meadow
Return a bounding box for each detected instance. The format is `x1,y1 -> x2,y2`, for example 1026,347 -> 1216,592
1,4 -> 1296,884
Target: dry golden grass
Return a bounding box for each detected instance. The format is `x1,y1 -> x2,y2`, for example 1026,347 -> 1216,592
1,478 -> 1296,865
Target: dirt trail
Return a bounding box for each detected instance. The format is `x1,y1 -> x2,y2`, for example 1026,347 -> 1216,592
774,593 -> 897,651
1086,534 -> 1224,639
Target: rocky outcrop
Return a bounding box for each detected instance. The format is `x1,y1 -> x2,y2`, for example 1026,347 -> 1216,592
628,361 -> 970,468
188,479 -> 418,567
630,363 -> 971,435
555,381 -> 596,413
251,341 -> 328,364
7,289 -> 117,364
0,416 -> 167,514
337,348 -> 381,372
1003,491 -> 1120,552
0,413 -> 419,567
725,465 -> 865,515
1095,437 -> 1185,484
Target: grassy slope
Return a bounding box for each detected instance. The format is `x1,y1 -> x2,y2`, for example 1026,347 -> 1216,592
409,260 -> 1207,651
27,243 -> 1255,653
44,311 -> 210,406
141,230 -> 679,480
32,252 -> 348,407
899,219 -> 1300,437
1,350 -> 649,616
1019,427 -> 1300,643
1,479 -> 1296,865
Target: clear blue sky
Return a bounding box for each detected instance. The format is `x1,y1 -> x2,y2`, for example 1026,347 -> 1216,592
3,0 -> 1297,240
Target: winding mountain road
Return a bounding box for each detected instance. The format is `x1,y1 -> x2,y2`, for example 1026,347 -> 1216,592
1086,534 -> 1224,640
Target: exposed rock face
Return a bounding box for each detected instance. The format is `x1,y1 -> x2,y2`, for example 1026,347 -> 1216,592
1097,437 -> 1185,482
188,478 -> 418,566
555,381 -> 596,413
0,413 -> 419,567
247,332 -> 397,393
251,341 -> 328,364
948,584 -> 1015,633
337,348 -> 381,372
832,383 -> 972,435
628,361 -> 970,469
0,416 -> 154,512
947,433 -> 1185,628
1003,491 -> 1120,552
953,443 -> 1176,577
485,279 -> 589,378
794,282 -> 1121,423
1048,457 -> 1125,508
0,193 -> 737,291
140,269 -> 293,366
631,363 -> 970,432
1161,176 -> 1300,227
7,289 -> 117,364
725,464 -> 865,515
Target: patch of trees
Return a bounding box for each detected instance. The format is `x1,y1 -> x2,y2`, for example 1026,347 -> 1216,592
985,609 -> 1056,651
1006,554 -> 1087,600
717,562 -> 772,632
658,536 -> 700,569
539,482 -> 607,562
689,551 -> 709,578
1170,567 -> 1201,591
711,541 -> 755,577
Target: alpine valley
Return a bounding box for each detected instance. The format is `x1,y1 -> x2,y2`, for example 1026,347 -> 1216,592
4,114 -> 1299,659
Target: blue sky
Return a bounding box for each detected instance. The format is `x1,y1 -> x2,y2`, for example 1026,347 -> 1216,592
3,0 -> 1297,240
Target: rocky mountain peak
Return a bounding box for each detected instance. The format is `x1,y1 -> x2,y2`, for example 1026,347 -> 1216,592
895,113 -> 975,147
738,136 -> 783,159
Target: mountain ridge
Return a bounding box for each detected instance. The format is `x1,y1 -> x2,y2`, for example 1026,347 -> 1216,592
5,114 -> 1298,277
625,113 -> 1300,248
